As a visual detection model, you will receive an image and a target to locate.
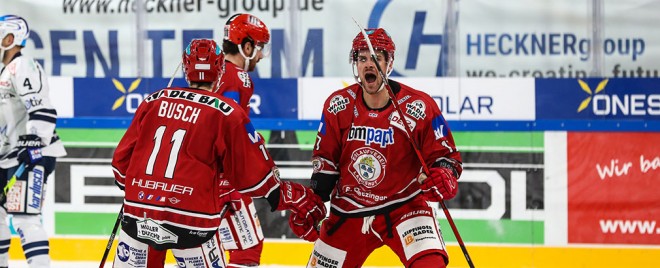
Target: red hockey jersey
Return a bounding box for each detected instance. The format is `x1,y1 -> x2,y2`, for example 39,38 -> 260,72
111,87 -> 279,248
216,61 -> 254,112
312,81 -> 462,216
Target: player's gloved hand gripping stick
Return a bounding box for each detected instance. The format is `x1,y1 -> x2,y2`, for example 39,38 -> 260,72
351,17 -> 475,268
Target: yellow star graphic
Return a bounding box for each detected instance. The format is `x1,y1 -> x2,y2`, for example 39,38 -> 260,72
577,79 -> 608,112
111,78 -> 142,111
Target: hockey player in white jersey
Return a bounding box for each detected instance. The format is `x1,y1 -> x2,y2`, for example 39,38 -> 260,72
0,15 -> 67,268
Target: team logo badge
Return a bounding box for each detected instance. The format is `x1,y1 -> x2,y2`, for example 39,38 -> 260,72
406,100 -> 426,119
311,157 -> 323,173
327,95 -> 349,114
350,147 -> 386,188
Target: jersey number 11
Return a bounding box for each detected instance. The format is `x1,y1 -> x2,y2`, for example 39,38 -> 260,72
146,125 -> 186,179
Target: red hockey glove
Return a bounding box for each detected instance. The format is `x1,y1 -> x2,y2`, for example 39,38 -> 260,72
218,179 -> 242,212
419,167 -> 458,201
289,212 -> 322,242
277,181 -> 326,242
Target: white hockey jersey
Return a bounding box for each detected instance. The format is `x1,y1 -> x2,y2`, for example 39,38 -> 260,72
0,53 -> 66,168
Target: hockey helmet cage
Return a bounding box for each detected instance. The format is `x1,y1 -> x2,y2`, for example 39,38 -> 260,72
0,15 -> 30,48
182,39 -> 224,84
350,28 -> 395,63
223,14 -> 270,47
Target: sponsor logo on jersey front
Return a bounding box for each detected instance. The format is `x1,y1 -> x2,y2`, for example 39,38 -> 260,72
389,111 -> 416,132
347,125 -> 394,148
406,100 -> 427,119
349,147 -> 387,188
132,178 -> 194,195
327,95 -> 349,114
342,186 -> 388,203
137,218 -> 179,244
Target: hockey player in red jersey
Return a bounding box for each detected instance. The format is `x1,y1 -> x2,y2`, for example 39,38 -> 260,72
111,39 -> 326,268
301,28 -> 463,267
213,13 -> 271,267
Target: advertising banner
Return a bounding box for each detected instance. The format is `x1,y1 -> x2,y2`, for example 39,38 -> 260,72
298,77 -> 535,121
3,0 -> 659,78
536,78 -> 660,120
567,132 -> 660,245
68,77 -> 296,118
49,130 -> 545,245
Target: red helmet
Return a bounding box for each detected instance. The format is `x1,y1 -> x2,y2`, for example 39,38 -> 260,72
223,14 -> 270,47
182,39 -> 224,84
350,28 -> 395,62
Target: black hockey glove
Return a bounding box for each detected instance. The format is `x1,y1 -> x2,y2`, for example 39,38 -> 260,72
16,134 -> 45,168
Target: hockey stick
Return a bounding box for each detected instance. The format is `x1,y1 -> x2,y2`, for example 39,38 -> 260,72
99,204 -> 123,268
167,62 -> 183,88
97,203 -> 231,268
3,163 -> 26,195
351,18 -> 475,268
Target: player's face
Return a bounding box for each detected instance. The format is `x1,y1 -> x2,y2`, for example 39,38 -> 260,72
247,48 -> 263,72
245,41 -> 265,72
356,50 -> 388,95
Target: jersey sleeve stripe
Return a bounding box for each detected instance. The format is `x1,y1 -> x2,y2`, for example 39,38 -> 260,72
111,166 -> 126,178
28,109 -> 57,124
237,170 -> 280,198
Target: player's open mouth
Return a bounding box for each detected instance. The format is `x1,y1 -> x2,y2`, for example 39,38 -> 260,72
365,73 -> 377,83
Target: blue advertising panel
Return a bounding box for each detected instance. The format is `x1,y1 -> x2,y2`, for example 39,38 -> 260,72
536,78 -> 660,120
73,77 -> 298,118
248,77 -> 298,119
74,77 -> 169,117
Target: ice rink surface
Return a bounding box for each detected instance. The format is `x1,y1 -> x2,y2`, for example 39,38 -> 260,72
11,262 -> 310,268
9,261 -> 395,268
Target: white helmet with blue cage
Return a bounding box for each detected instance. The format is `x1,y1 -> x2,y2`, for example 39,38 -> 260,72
0,15 -> 30,60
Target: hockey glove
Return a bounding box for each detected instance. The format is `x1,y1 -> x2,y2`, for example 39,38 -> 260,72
419,167 -> 458,201
16,134 -> 45,168
218,179 -> 242,212
277,181 -> 326,242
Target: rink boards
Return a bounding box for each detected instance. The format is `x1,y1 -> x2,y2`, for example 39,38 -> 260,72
5,129 -> 657,267
6,237 -> 660,267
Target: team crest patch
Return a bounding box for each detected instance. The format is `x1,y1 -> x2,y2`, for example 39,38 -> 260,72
311,157 -> 323,173
406,100 -> 426,119
327,95 -> 349,114
272,166 -> 281,180
349,147 -> 387,188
